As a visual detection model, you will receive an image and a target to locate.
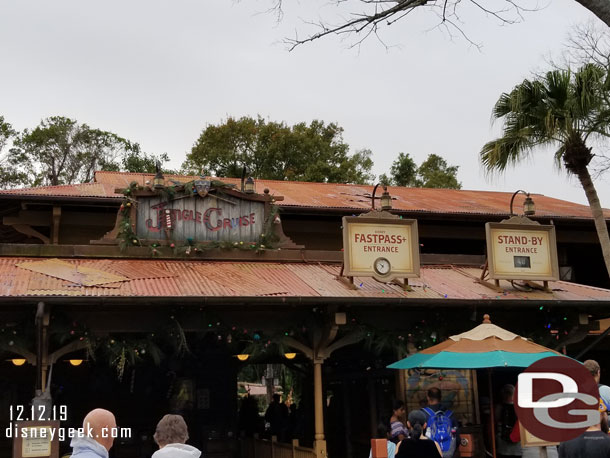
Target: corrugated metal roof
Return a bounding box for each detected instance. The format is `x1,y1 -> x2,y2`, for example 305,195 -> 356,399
17,258 -> 129,286
0,171 -> 606,219
95,172 -> 610,219
0,257 -> 608,301
0,182 -> 118,199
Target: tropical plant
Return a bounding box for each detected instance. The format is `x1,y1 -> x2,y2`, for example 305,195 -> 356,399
480,63 -> 610,277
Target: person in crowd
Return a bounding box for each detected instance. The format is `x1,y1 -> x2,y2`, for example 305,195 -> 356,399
265,393 -> 289,441
239,394 -> 264,437
395,410 -> 442,458
584,360 -> 610,416
495,384 -> 522,458
70,408 -> 117,458
369,423 -> 396,458
288,403 -> 298,440
558,407 -> 610,458
421,388 -> 458,458
390,400 -> 409,443
152,414 -> 201,458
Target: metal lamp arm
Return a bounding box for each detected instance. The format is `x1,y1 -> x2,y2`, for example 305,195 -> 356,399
371,183 -> 380,210
509,189 -> 528,215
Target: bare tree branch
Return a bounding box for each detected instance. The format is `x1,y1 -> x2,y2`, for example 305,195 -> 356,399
279,0 -> 539,50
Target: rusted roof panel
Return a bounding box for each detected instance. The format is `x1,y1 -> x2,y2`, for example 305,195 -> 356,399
0,171 -> 605,220
0,257 -> 607,301
17,259 -> 129,286
92,171 -> 609,219
0,182 -> 119,199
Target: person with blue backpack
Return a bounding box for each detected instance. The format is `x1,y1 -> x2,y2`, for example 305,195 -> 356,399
421,388 -> 459,458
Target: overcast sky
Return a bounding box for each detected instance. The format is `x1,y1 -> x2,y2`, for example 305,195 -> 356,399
0,0 -> 607,207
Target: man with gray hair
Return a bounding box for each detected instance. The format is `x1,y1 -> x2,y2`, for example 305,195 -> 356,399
152,414 -> 201,457
583,360 -> 610,412
70,408 -> 117,458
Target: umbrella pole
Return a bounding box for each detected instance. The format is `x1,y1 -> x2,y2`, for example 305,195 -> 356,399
488,368 -> 497,458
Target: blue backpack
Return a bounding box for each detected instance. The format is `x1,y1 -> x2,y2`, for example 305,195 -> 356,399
422,407 -> 456,458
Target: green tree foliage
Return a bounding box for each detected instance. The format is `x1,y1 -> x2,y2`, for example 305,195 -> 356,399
417,154 -> 461,189
0,117 -> 29,188
0,116 -> 14,153
0,116 -> 172,188
480,64 -> 610,277
381,153 -> 461,189
184,116 -> 375,184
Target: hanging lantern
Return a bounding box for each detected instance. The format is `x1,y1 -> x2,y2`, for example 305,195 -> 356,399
284,353 -> 297,360
153,162 -> 165,189
11,358 -> 26,366
523,194 -> 536,216
380,186 -> 393,211
236,354 -> 250,361
69,359 -> 83,366
244,177 -> 255,194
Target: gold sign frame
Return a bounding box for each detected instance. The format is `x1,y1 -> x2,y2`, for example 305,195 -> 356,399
12,421 -> 59,458
519,422 -> 558,448
485,221 -> 559,281
342,213 -> 420,282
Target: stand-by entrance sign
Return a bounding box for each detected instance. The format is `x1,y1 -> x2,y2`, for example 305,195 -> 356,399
485,219 -> 559,281
342,213 -> 420,282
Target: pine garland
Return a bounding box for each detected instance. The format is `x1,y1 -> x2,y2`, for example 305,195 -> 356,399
118,179 -> 280,255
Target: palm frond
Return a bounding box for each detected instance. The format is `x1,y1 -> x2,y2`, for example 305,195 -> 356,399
482,62 -> 610,173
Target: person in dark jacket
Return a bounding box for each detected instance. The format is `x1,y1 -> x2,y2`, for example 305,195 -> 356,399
265,393 -> 289,440
559,410 -> 610,458
395,410 -> 442,458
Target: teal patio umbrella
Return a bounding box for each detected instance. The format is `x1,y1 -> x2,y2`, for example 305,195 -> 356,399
388,314 -> 565,458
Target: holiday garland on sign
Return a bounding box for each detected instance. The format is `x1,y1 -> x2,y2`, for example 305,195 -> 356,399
117,180 -> 280,254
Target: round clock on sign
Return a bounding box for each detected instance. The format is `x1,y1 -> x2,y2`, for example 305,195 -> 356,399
374,257 -> 391,276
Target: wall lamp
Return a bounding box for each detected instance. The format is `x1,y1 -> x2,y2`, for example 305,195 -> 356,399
509,190 -> 536,216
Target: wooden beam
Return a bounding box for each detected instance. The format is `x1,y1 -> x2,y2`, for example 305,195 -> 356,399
48,339 -> 88,365
51,206 -> 61,244
10,224 -> 50,244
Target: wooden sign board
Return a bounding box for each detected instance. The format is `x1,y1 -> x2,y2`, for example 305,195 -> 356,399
136,194 -> 265,243
342,215 -> 420,282
519,422 -> 558,448
485,222 -> 559,281
12,421 -> 59,458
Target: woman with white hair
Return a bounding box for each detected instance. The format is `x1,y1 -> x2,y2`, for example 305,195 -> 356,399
152,414 -> 201,458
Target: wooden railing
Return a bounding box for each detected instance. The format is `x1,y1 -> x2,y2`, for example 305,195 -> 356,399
242,435 -> 317,458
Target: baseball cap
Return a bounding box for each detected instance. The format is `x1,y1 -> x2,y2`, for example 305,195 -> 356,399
599,384 -> 610,411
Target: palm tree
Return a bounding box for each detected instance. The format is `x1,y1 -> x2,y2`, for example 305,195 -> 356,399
481,64 -> 610,277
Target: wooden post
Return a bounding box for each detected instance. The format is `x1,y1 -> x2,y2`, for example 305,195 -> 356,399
313,361 -> 327,458
368,376 -> 378,438
51,206 -> 61,244
488,369 -> 497,458
342,380 -> 353,458
395,369 -> 406,403
292,439 -> 298,458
